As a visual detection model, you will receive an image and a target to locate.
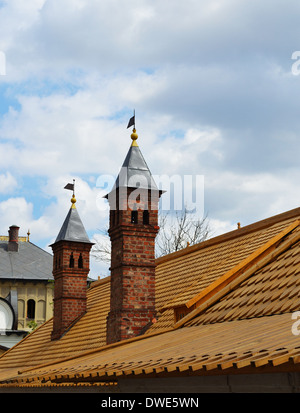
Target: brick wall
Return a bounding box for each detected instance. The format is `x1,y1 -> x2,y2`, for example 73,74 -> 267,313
51,241 -> 92,340
106,187 -> 160,344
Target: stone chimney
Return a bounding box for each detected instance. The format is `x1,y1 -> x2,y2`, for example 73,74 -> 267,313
8,225 -> 20,252
50,192 -> 93,340
106,128 -> 164,344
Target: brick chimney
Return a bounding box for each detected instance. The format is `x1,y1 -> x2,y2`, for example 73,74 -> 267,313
8,225 -> 20,252
106,129 -> 163,344
50,193 -> 93,340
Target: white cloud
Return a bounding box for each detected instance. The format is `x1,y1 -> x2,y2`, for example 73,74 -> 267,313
0,91 -> 127,176
0,0 -> 299,279
209,218 -> 236,238
1,0 -> 296,82
0,197 -> 33,234
0,172 -> 17,193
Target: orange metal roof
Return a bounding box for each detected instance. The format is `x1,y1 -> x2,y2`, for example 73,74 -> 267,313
1,207 -> 300,387
1,313 -> 299,387
156,213 -> 299,312
188,226 -> 300,326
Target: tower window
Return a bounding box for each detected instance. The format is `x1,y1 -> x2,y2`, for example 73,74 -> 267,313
27,299 -> 35,319
143,210 -> 149,225
78,253 -> 83,268
55,255 -> 61,269
131,210 -> 138,224
111,210 -> 115,226
69,252 -> 74,268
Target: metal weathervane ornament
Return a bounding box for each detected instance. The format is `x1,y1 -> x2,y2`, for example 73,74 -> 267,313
127,110 -> 135,130
127,110 -> 138,147
64,179 -> 76,208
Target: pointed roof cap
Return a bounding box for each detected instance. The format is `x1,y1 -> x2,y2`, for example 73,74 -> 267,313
110,128 -> 159,193
54,193 -> 92,245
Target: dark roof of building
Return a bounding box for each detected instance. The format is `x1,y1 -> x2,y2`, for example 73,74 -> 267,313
0,240 -> 53,281
54,205 -> 92,244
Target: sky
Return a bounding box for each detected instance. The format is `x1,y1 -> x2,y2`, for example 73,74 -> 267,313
1,0 -> 300,278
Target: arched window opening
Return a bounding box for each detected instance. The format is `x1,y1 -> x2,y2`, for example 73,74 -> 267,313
55,254 -> 62,269
131,210 -> 138,224
27,299 -> 35,320
78,253 -> 83,268
111,210 -> 115,226
143,210 -> 149,225
69,252 -> 74,268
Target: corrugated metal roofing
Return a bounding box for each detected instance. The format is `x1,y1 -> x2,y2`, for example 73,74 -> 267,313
188,229 -> 300,326
2,207 -> 300,387
148,211 -> 300,333
1,313 -> 300,386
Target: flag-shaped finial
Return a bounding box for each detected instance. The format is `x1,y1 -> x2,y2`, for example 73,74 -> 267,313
127,110 -> 138,146
127,110 -> 135,129
64,179 -> 76,208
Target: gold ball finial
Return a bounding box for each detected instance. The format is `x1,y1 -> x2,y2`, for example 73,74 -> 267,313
131,128 -> 138,146
71,195 -> 76,208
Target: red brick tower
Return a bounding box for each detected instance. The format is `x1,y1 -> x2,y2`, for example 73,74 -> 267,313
106,128 -> 163,344
51,190 -> 93,340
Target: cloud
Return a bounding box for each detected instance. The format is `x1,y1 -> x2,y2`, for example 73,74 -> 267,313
0,171 -> 17,193
1,0 -> 297,81
0,0 -> 300,278
0,197 -> 33,234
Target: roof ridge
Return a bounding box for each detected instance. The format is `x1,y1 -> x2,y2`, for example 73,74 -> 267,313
26,241 -> 53,257
88,276 -> 111,290
155,206 -> 300,266
173,219 -> 300,328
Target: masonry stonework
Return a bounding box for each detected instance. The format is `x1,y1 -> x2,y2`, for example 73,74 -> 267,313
106,187 -> 161,344
51,241 -> 92,340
